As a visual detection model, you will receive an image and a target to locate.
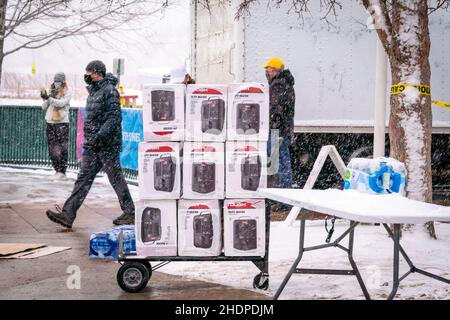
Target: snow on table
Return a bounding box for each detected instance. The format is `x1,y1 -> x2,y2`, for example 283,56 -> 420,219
259,188 -> 450,224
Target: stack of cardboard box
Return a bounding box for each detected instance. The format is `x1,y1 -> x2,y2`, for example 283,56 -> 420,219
136,82 -> 269,258
224,83 -> 269,257
137,84 -> 184,257
180,84 -> 227,256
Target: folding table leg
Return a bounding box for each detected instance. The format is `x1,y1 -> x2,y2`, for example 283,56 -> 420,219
382,223 -> 450,300
273,210 -> 306,300
388,224 -> 401,300
347,221 -> 371,300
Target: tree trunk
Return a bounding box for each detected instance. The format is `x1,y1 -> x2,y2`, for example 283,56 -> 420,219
389,0 -> 435,238
0,0 -> 7,88
0,53 -> 3,88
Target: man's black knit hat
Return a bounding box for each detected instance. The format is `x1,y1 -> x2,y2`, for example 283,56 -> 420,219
85,60 -> 106,77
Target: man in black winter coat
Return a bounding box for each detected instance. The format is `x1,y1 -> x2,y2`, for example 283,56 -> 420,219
46,60 -> 135,228
264,57 -> 296,189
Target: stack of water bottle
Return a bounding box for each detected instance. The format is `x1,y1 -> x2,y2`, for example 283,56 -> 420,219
344,157 -> 407,195
89,225 -> 136,260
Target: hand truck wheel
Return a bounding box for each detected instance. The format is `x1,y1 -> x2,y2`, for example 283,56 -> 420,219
253,273 -> 269,290
117,261 -> 149,293
142,261 -> 153,280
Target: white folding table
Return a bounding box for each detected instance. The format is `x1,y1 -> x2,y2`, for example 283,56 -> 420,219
259,188 -> 450,300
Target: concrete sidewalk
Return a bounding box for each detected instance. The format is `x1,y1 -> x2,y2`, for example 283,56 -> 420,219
0,169 -> 268,300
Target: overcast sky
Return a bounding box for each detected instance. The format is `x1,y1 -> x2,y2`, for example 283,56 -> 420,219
2,2 -> 190,77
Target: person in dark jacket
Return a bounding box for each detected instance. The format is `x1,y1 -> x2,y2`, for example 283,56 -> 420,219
264,57 -> 296,189
46,60 -> 135,228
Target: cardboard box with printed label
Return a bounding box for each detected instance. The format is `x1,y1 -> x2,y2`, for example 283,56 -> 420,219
225,141 -> 267,198
223,199 -> 265,257
138,142 -> 181,199
227,83 -> 269,141
178,199 -> 222,256
142,84 -> 185,141
183,142 -> 224,199
185,85 -> 227,142
135,200 -> 177,257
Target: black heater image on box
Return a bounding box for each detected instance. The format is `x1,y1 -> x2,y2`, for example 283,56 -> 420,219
233,219 -> 257,251
201,98 -> 225,134
241,155 -> 261,191
192,162 -> 216,194
236,103 -> 260,134
154,156 -> 176,192
193,213 -> 214,249
141,207 -> 162,243
151,90 -> 175,122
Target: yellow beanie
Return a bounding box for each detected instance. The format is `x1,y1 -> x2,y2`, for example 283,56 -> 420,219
263,57 -> 285,70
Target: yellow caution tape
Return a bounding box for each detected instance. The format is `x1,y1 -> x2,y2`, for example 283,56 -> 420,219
432,100 -> 450,109
390,83 -> 431,96
390,84 -> 450,110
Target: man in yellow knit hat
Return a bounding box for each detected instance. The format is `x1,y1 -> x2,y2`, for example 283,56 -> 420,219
263,57 -> 296,189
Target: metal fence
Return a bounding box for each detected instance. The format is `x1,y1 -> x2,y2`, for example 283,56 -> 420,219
2,105 -> 448,195
0,105 -> 138,183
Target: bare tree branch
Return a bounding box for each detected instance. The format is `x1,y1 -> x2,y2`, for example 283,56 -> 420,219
1,0 -> 169,58
428,0 -> 450,14
361,0 -> 393,55
231,0 -> 342,22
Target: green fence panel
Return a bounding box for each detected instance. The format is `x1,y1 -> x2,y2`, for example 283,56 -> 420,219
1,105 -> 61,166
0,105 -> 137,182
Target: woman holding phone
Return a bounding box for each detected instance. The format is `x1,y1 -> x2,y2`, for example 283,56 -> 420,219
41,72 -> 72,178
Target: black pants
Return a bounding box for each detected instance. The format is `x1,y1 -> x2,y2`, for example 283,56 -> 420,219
62,148 -> 135,223
46,123 -> 69,174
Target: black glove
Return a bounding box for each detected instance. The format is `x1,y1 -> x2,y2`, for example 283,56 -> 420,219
40,89 -> 49,100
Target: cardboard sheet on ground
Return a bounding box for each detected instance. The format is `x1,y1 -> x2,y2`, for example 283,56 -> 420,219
0,243 -> 47,256
0,246 -> 71,259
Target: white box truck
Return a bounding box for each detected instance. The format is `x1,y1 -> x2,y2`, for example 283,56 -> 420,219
189,1 -> 450,197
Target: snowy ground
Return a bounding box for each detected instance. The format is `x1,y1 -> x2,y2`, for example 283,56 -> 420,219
1,167 -> 449,300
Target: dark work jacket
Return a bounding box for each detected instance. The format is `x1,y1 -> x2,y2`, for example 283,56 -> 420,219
83,73 -> 122,154
268,69 -> 296,140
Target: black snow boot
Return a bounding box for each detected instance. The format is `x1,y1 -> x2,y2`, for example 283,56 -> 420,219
113,212 -> 135,226
46,206 -> 73,229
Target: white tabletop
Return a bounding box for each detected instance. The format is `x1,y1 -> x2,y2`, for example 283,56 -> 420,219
259,188 -> 450,224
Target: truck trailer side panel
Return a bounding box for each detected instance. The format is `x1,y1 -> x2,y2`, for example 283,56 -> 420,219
191,1 -> 450,131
